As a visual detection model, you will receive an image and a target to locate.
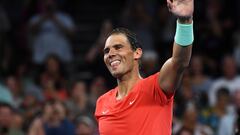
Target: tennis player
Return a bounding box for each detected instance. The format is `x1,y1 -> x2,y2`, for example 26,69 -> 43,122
95,0 -> 194,134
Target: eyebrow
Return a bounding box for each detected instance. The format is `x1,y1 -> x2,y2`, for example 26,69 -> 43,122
103,44 -> 123,53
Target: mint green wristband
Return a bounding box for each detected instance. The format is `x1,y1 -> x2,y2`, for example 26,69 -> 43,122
174,20 -> 194,46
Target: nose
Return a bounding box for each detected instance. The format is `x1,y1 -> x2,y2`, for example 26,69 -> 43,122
108,48 -> 116,58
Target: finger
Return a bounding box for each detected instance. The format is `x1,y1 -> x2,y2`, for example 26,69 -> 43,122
167,3 -> 172,10
167,0 -> 172,4
167,0 -> 173,10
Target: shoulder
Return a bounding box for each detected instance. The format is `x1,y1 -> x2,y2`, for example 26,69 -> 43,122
210,78 -> 226,89
56,12 -> 73,21
95,88 -> 116,117
233,76 -> 240,82
96,88 -> 116,105
141,72 -> 174,102
141,72 -> 159,85
137,72 -> 160,91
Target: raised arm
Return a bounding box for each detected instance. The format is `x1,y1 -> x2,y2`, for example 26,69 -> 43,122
159,0 -> 194,96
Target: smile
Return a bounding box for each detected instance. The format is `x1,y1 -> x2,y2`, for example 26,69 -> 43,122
110,60 -> 121,67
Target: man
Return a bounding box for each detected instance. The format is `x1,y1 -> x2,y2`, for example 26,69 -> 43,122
29,0 -> 75,64
0,102 -> 13,135
0,102 -> 24,135
95,0 -> 194,134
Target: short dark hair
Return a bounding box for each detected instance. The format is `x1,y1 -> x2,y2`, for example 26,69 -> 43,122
108,27 -> 142,51
0,102 -> 13,111
217,87 -> 230,98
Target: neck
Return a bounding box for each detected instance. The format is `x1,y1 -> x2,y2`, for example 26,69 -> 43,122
116,70 -> 142,100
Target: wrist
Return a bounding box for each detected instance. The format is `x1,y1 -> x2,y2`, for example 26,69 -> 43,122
178,16 -> 193,24
174,20 -> 194,46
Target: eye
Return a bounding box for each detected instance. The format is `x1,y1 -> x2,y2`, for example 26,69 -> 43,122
103,48 -> 109,54
114,44 -> 123,50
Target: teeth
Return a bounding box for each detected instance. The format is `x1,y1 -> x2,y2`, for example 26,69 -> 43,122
110,60 -> 120,67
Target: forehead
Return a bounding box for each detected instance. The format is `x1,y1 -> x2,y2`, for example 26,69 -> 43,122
0,106 -> 12,113
105,34 -> 130,48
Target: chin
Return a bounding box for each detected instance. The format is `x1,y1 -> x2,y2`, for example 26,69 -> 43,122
111,71 -> 123,78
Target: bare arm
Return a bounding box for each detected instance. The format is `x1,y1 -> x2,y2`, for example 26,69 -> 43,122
159,0 -> 194,96
52,15 -> 75,39
28,118 -> 45,135
29,15 -> 46,35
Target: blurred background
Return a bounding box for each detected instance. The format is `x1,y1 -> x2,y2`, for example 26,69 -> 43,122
0,0 -> 240,135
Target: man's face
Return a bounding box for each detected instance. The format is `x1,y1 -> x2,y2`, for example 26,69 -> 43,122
103,34 -> 141,78
222,56 -> 237,79
0,106 -> 12,127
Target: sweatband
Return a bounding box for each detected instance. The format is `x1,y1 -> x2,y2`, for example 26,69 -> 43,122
174,20 -> 194,46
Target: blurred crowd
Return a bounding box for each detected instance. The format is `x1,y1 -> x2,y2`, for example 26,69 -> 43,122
0,0 -> 240,135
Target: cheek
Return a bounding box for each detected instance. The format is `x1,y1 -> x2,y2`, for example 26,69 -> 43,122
126,55 -> 135,65
103,60 -> 107,67
103,56 -> 108,64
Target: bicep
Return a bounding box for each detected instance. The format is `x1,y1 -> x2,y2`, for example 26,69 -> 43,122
158,58 -> 184,95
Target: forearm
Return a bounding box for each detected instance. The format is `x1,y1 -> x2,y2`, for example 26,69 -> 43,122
173,17 -> 193,67
54,20 -> 74,38
29,18 -> 45,34
172,43 -> 192,70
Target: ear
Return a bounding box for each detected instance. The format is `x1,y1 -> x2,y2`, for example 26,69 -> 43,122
134,48 -> 143,60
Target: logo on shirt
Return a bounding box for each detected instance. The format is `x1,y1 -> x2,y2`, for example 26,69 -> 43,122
129,99 -> 136,105
102,110 -> 109,115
